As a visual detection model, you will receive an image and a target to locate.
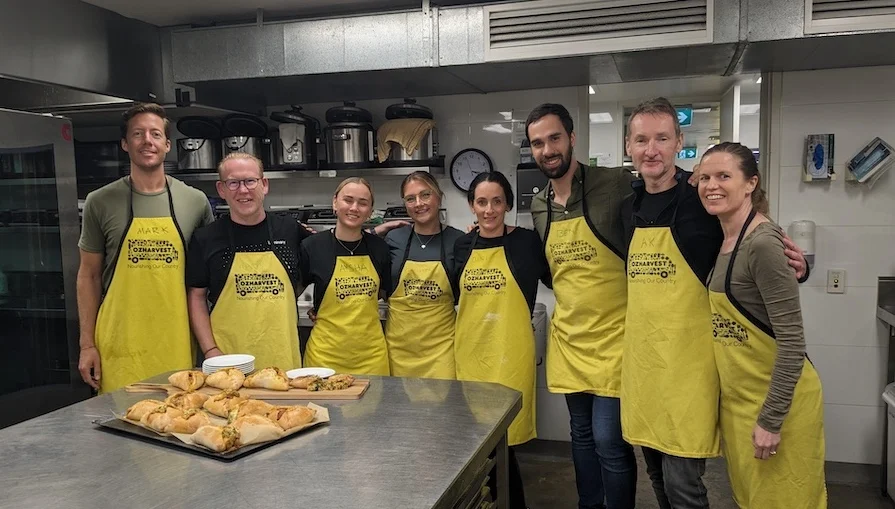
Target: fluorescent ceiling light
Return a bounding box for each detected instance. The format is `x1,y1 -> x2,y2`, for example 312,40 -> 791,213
588,86 -> 595,95
482,124 -> 512,134
692,107 -> 712,113
589,112 -> 613,123
756,77 -> 762,84
499,111 -> 513,121
740,104 -> 761,115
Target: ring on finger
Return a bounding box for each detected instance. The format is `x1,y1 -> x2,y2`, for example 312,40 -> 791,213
770,450 -> 777,456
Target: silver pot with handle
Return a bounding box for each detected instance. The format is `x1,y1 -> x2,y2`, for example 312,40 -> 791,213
176,116 -> 222,171
383,98 -> 438,163
221,113 -> 271,167
324,102 -> 374,168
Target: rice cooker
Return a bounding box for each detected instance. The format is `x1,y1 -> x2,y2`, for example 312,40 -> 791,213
270,106 -> 319,170
324,102 -> 374,169
176,116 -> 222,171
221,113 -> 271,167
384,98 -> 438,164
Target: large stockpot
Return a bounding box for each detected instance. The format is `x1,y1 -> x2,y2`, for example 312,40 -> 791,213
384,98 -> 438,163
176,116 -> 222,171
324,102 -> 374,167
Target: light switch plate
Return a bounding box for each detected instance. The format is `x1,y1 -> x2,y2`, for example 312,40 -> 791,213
827,269 -> 846,294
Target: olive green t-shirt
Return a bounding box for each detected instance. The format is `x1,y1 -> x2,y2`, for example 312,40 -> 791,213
531,163 -> 635,255
708,221 -> 806,434
78,176 -> 214,292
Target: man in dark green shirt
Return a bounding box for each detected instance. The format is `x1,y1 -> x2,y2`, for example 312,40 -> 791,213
529,103 -> 637,509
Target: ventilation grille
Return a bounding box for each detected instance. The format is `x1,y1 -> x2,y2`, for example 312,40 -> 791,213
484,0 -> 712,62
806,0 -> 895,34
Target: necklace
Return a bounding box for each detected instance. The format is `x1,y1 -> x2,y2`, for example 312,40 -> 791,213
414,227 -> 442,249
333,231 -> 362,255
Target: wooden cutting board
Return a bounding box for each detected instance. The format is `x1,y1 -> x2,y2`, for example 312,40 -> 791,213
125,379 -> 369,400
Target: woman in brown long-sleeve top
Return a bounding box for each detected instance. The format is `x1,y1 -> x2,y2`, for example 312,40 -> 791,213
696,142 -> 827,509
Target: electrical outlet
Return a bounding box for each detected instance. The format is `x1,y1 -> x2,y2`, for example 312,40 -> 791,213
827,269 -> 846,294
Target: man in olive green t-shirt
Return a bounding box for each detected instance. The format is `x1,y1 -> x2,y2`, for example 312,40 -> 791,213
76,103 -> 213,392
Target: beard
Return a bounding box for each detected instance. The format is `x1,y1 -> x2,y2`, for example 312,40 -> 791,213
537,146 -> 573,179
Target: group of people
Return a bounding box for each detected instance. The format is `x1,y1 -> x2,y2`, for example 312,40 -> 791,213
75,98 -> 826,509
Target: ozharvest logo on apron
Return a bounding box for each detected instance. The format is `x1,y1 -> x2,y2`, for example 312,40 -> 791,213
712,313 -> 750,348
462,267 -> 507,292
549,239 -> 599,265
627,252 -> 677,281
126,237 -> 179,266
334,275 -> 376,300
402,272 -> 444,301
234,272 -> 286,299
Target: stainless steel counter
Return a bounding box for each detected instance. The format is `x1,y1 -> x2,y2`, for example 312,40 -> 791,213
0,374 -> 521,509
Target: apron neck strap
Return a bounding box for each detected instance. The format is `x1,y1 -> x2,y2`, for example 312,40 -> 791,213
128,175 -> 175,221
545,167 -> 586,237
470,224 -> 507,250
724,208 -> 758,285
402,223 -> 446,263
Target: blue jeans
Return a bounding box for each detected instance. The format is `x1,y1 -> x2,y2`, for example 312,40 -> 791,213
565,393 -> 637,509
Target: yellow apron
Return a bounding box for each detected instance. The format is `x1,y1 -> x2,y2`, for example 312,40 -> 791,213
385,227 -> 456,379
209,217 -> 302,371
621,202 -> 720,458
709,210 -> 827,508
455,229 -> 537,446
544,178 -> 627,397
94,179 -> 193,393
303,233 -> 389,375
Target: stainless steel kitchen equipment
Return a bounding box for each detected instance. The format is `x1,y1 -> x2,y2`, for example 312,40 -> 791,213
221,113 -> 271,167
324,102 -> 374,168
383,98 -> 438,164
270,106 -> 319,170
175,116 -> 222,171
0,107 -> 88,428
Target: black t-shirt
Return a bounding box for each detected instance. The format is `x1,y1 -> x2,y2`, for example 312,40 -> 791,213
186,213 -> 311,308
620,170 -> 724,284
452,227 -> 552,315
299,230 -> 392,311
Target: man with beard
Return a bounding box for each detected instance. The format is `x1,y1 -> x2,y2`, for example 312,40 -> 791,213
529,103 -> 638,509
77,103 -> 214,393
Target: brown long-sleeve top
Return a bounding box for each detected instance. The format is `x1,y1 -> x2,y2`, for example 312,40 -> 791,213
708,222 -> 807,434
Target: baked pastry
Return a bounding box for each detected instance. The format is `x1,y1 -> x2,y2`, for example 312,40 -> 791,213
306,373 -> 355,391
267,405 -> 316,430
124,399 -> 167,421
202,390 -> 248,417
168,370 -> 206,391
230,415 -> 284,445
140,404 -> 184,433
289,375 -> 320,389
231,399 -> 276,421
165,391 -> 209,411
165,408 -> 212,434
243,367 -> 290,391
191,425 -> 240,453
205,368 -> 246,391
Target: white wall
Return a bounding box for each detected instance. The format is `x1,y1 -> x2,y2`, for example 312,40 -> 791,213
739,91 -> 761,150
768,65 -> 895,464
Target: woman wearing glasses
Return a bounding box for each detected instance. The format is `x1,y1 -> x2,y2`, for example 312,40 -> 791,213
299,177 -> 392,375
384,172 -> 464,379
186,152 -> 307,371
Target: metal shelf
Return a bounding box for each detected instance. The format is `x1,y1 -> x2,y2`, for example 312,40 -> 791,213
174,165 -> 445,182
0,226 -> 60,233
0,177 -> 58,186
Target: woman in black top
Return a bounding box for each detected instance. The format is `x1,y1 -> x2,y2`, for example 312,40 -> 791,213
299,177 -> 391,375
452,171 -> 551,509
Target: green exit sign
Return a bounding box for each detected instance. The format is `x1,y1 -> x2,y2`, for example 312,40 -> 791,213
678,147 -> 698,159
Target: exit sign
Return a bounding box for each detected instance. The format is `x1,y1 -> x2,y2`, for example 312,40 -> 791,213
676,107 -> 693,127
678,147 -> 698,159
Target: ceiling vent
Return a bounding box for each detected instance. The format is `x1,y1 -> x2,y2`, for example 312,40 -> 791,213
483,0 -> 713,62
805,0 -> 895,34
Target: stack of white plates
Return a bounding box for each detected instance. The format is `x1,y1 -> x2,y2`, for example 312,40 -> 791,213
202,354 -> 255,375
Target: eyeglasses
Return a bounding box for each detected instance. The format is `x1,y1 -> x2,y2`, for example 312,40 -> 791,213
403,190 -> 434,205
221,178 -> 260,191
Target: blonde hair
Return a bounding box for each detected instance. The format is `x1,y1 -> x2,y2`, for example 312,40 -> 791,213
400,171 -> 444,200
334,177 -> 375,206
217,152 -> 264,179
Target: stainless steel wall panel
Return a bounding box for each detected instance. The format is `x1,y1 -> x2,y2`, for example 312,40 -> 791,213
284,19 -> 347,76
